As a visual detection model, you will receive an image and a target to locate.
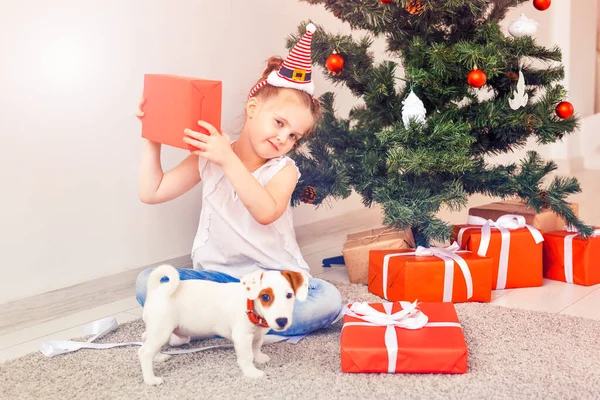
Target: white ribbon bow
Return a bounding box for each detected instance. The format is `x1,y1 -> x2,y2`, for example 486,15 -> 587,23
457,214 -> 544,289
562,226 -> 600,284
40,317 -> 304,358
344,300 -> 428,329
342,301 -> 460,373
381,242 -> 473,301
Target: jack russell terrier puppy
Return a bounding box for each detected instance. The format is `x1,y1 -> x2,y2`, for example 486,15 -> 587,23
138,264 -> 308,385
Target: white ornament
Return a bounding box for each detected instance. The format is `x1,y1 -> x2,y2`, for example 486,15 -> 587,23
454,96 -> 472,109
508,69 -> 528,110
508,14 -> 538,38
401,90 -> 427,129
475,86 -> 495,102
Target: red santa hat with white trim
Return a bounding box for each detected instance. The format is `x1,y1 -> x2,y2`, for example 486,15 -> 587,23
249,23 -> 316,99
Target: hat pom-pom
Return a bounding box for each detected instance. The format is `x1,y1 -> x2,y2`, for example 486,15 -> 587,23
306,23 -> 316,34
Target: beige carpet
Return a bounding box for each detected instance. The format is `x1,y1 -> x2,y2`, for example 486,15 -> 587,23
1,283 -> 600,400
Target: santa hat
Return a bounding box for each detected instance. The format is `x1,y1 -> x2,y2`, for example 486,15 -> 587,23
249,23 -> 316,99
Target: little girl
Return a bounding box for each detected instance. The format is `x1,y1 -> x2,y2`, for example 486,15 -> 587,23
135,24 -> 342,337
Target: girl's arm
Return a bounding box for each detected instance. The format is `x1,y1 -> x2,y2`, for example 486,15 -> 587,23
222,157 -> 297,225
138,139 -> 201,204
182,120 -> 296,225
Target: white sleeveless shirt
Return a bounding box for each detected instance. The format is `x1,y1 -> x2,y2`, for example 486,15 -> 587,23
191,152 -> 310,279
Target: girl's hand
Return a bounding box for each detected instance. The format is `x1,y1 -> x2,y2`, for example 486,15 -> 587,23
183,121 -> 236,168
136,96 -> 146,120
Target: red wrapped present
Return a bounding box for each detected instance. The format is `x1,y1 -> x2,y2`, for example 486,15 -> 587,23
368,243 -> 493,303
543,228 -> 600,286
340,301 -> 468,374
452,214 -> 544,290
141,74 -> 222,150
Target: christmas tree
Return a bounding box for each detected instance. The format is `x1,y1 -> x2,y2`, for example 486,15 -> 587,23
288,0 -> 592,247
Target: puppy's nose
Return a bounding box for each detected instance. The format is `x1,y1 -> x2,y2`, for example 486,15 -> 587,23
275,318 -> 288,328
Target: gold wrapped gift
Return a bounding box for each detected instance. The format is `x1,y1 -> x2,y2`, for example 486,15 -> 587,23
342,227 -> 414,284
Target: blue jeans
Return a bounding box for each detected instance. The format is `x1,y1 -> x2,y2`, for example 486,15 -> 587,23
135,268 -> 343,337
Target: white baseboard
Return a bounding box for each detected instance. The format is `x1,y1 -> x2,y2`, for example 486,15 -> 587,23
0,255 -> 192,335
0,206 -> 383,335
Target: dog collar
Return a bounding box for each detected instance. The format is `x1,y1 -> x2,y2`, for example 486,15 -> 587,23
246,299 -> 270,328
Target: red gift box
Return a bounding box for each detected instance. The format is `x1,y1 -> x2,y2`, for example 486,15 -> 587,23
141,74 -> 222,150
368,246 -> 493,303
452,214 -> 544,290
543,229 -> 600,286
340,301 -> 468,374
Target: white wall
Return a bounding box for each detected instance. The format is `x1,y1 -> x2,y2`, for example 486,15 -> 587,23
596,0 -> 600,114
0,0 -> 361,304
580,113 -> 600,169
0,0 -> 589,304
568,0 -> 597,119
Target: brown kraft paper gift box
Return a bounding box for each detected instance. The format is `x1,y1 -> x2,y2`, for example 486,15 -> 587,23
468,200 -> 578,233
342,227 -> 415,284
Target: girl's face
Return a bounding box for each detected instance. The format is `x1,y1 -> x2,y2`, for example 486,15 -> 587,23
246,89 -> 314,159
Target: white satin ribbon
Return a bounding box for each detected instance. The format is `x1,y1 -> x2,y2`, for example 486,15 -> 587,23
40,316 -> 304,358
381,242 -> 473,301
342,301 -> 461,373
562,226 -> 600,284
457,214 -> 544,289
343,300 -> 428,329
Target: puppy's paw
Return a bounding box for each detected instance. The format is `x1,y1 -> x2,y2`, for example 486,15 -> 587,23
168,333 -> 191,347
243,368 -> 265,379
144,376 -> 164,386
254,353 -> 270,364
154,353 -> 172,363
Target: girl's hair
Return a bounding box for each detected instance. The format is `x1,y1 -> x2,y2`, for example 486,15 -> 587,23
251,56 -> 322,139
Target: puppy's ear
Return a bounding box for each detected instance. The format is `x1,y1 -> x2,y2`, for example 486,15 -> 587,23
281,271 -> 309,302
240,270 -> 264,300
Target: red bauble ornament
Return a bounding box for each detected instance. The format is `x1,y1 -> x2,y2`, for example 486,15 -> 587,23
468,68 -> 487,88
533,0 -> 551,11
555,101 -> 574,119
380,0 -> 392,3
326,53 -> 344,76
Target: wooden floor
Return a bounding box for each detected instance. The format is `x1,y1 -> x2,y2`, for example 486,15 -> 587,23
2,169 -> 600,362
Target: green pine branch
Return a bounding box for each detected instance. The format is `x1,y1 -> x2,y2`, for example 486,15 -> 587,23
288,1 -> 591,245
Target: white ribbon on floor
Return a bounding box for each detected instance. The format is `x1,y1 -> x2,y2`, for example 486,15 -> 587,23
381,242 -> 473,301
562,226 -> 600,284
457,214 -> 544,289
342,301 -> 461,373
39,316 -> 305,358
